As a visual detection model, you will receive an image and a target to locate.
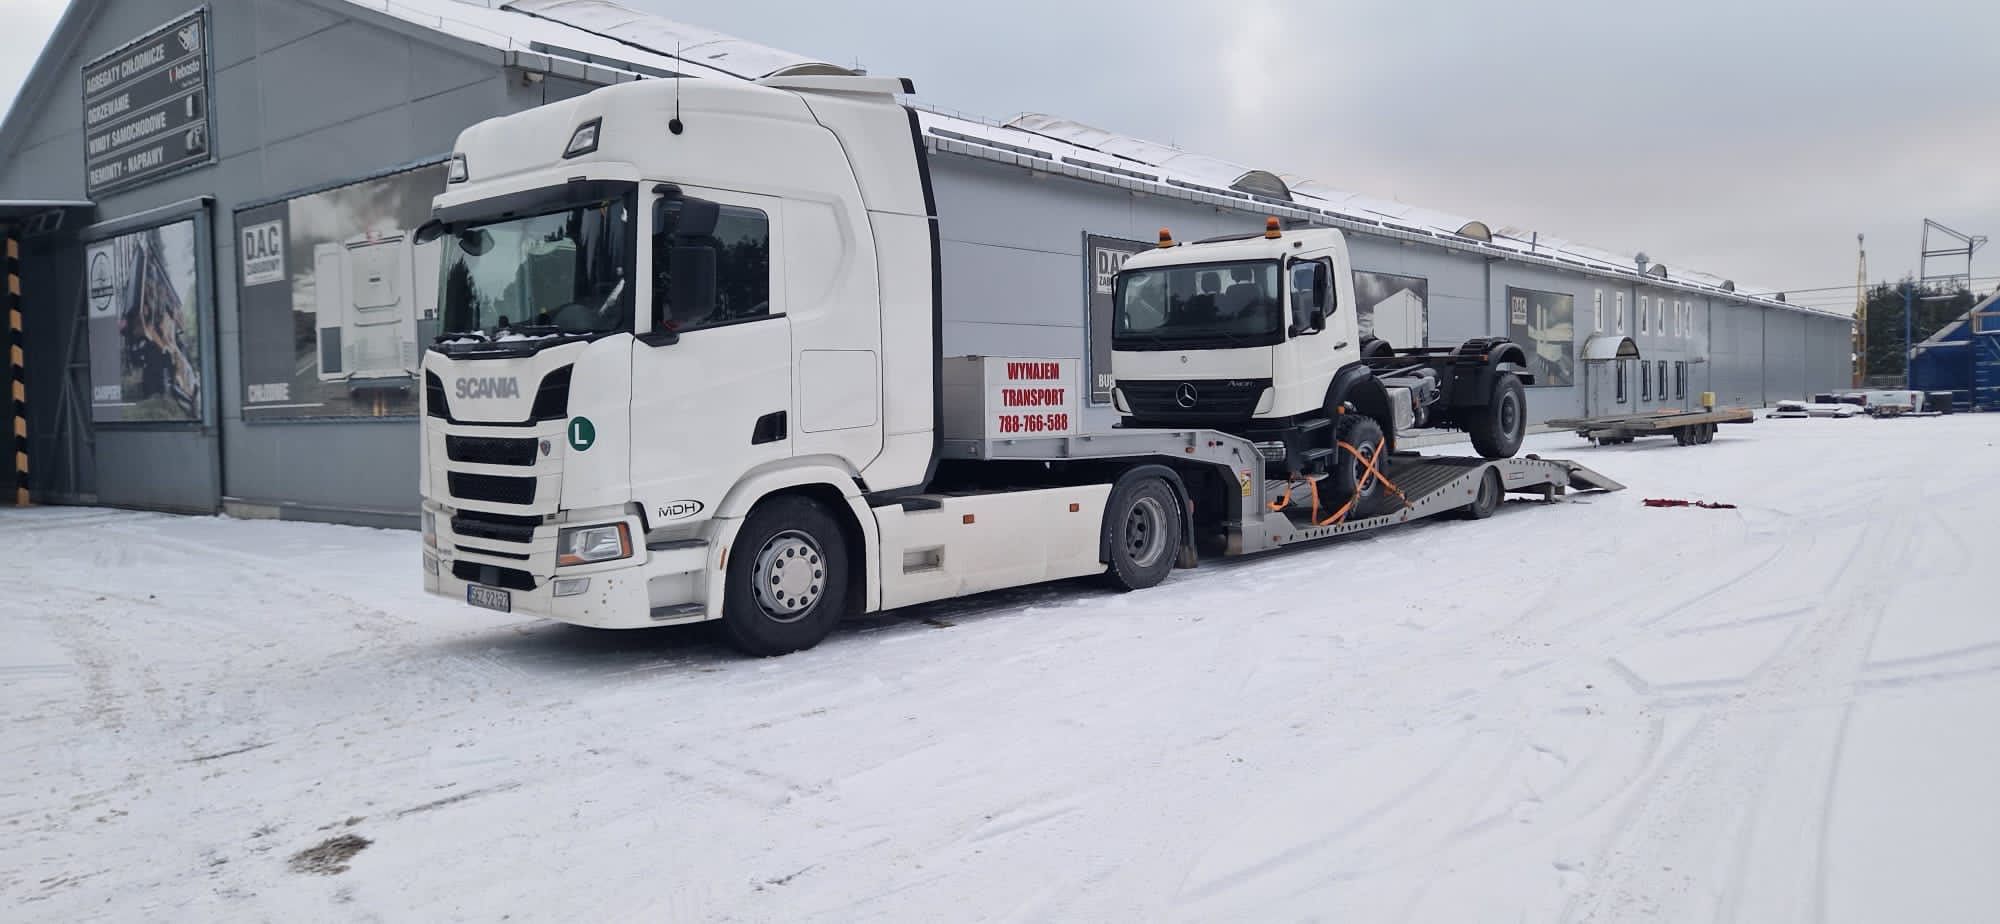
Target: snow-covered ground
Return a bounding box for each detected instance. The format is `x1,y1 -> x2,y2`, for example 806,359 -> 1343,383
5,415 -> 1998,921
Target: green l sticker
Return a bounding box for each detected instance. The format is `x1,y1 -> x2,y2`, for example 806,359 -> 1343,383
567,416 -> 596,452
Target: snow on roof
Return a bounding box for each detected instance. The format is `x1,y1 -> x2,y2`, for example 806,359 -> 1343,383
500,0 -> 855,79
338,0 -> 1826,317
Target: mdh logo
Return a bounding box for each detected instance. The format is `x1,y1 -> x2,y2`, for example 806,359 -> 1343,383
657,499 -> 705,521
454,377 -> 520,399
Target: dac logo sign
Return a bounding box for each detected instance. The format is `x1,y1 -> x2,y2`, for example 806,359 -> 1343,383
240,220 -> 284,286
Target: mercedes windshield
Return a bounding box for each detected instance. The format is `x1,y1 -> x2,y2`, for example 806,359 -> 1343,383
1112,260 -> 1284,351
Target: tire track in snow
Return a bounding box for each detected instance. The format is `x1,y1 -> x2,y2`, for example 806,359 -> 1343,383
1559,501 -> 1910,923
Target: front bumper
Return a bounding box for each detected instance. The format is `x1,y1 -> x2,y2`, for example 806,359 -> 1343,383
423,506 -> 723,629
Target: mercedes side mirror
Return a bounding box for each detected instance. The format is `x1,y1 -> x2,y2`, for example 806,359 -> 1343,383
1311,310 -> 1327,332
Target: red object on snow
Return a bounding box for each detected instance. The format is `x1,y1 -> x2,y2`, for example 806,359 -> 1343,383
1643,498 -> 1737,509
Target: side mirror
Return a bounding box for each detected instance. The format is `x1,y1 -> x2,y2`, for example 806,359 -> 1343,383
1312,266 -> 1329,311
413,218 -> 447,245
1310,310 -> 1327,332
455,228 -> 494,256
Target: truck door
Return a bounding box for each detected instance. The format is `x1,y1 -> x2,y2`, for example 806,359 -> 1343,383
1285,248 -> 1351,401
628,186 -> 792,517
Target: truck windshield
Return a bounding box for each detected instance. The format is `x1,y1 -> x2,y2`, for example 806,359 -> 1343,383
438,196 -> 633,339
1113,260 -> 1283,350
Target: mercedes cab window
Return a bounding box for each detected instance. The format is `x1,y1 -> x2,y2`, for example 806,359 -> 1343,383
652,196 -> 770,334
1113,261 -> 1282,350
438,196 -> 633,338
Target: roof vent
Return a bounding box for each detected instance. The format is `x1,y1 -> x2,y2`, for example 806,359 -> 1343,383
1455,220 -> 1492,242
1721,280 -> 1736,292
1229,170 -> 1291,202
1634,251 -> 1650,272
1648,264 -> 1669,278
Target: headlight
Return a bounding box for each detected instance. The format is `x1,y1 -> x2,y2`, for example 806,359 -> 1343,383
1112,387 -> 1130,414
422,510 -> 437,548
557,523 -> 632,566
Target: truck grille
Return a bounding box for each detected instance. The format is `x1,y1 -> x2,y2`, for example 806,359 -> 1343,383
449,472 -> 537,505
453,560 -> 537,590
1119,378 -> 1271,420
452,510 -> 541,543
447,435 -> 539,466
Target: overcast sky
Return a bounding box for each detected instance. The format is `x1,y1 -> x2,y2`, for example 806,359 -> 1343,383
6,0 -> 1995,312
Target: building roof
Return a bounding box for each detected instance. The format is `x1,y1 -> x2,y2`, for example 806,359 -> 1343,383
2,0 -> 1839,318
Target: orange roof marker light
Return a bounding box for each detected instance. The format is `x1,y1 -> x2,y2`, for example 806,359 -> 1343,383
1157,227 -> 1175,248
1264,216 -> 1282,239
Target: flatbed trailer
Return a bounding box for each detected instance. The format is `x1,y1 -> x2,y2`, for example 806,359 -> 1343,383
1545,407 -> 1755,447
939,426 -> 1625,562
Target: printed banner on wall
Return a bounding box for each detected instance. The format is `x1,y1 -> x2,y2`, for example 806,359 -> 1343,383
84,219 -> 203,422
1352,271 -> 1428,349
1085,234 -> 1150,405
236,163 -> 446,419
1506,286 -> 1576,387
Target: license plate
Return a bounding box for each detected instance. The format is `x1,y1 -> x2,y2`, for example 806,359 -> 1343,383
466,584 -> 512,613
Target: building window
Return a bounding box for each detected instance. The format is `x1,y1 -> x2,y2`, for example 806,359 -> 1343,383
1675,361 -> 1686,398
1639,297 -> 1649,333
1642,361 -> 1652,399
1658,360 -> 1668,400
1593,290 -> 1604,333
653,197 -> 773,334
1654,299 -> 1663,333
1617,360 -> 1628,403
1616,292 -> 1626,333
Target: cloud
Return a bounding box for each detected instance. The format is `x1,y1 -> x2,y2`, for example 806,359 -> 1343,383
634,0 -> 2000,300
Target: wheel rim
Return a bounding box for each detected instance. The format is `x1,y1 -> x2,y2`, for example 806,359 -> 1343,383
752,530 -> 826,623
1351,440 -> 1381,496
1123,496 -> 1169,569
1498,391 -> 1521,437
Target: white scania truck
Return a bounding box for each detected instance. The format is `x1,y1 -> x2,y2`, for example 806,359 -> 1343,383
417,75 -> 1619,655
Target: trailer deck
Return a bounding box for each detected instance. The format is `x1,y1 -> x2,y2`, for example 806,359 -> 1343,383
941,428 -> 1624,559
1545,407 -> 1755,446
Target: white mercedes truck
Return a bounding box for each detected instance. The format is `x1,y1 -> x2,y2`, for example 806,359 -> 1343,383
417,75 -> 1619,655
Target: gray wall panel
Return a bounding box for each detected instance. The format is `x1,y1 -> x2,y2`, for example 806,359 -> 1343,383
257,23 -> 415,145
95,431 -> 219,513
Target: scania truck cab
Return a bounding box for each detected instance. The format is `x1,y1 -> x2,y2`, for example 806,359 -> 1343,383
418,75 -> 1611,656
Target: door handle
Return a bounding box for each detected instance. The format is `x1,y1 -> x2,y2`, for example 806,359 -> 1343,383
752,411 -> 787,445
1333,341 -> 1349,350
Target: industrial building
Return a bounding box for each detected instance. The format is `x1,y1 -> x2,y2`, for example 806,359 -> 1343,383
0,0 -> 1854,525
1910,289 -> 2000,410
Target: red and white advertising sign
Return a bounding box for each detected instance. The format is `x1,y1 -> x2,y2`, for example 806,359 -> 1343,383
982,357 -> 1078,439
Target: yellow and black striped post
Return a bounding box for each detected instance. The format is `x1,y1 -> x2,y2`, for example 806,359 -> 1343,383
7,230 -> 26,506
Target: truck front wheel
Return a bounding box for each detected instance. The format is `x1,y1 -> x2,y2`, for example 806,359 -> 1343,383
720,496 -> 849,656
1466,373 -> 1527,459
1102,476 -> 1183,591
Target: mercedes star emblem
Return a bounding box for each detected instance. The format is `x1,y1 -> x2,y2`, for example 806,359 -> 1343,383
1175,382 -> 1199,409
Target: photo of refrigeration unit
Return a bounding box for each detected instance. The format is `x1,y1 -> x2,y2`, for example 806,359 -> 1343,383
314,230 -> 429,394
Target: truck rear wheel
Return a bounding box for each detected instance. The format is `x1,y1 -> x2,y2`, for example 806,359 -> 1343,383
720,496 -> 849,656
1466,373 -> 1527,459
1102,476 -> 1182,591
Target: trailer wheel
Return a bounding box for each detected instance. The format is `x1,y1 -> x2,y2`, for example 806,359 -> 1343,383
1699,423 -> 1715,444
719,496 -> 849,656
1102,476 -> 1182,592
1674,427 -> 1693,446
1466,373 -> 1527,459
1458,468 -> 1503,520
